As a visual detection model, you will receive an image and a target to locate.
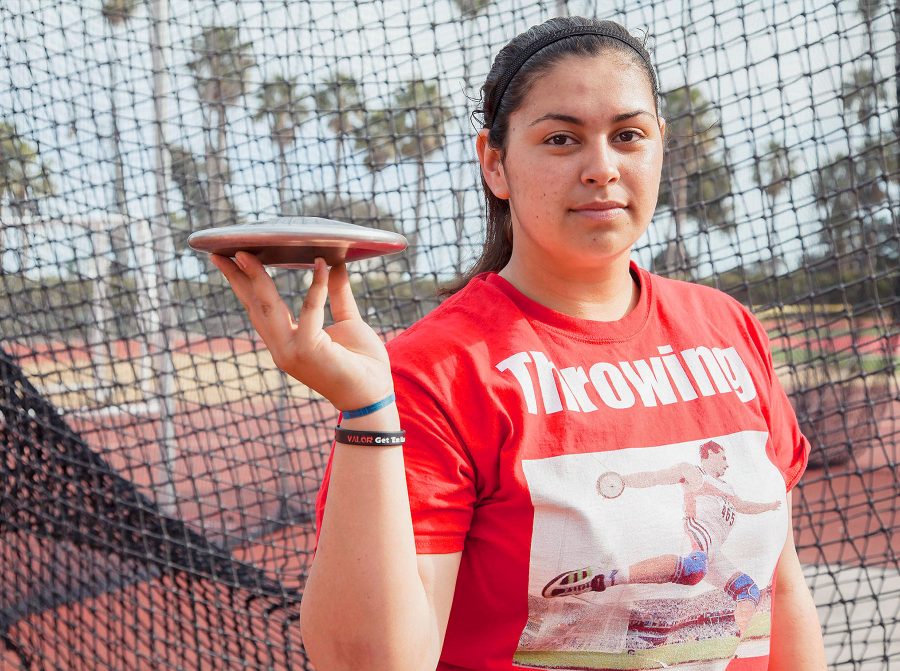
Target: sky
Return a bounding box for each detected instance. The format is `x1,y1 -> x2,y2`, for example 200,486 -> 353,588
0,0 -> 896,280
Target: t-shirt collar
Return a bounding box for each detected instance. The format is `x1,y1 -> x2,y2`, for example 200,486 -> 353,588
478,259 -> 652,343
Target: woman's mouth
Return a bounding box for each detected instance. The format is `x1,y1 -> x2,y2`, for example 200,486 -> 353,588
570,202 -> 627,220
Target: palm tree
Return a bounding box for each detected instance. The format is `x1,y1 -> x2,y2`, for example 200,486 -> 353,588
655,85 -> 734,279
351,107 -> 404,277
802,0 -> 897,304
453,0 -> 491,18
753,140 -> 795,202
857,0 -> 886,41
853,0 -> 898,139
313,73 -> 366,196
752,139 -> 796,267
187,26 -> 256,227
0,121 -> 53,271
812,138 -> 895,260
352,80 -> 449,272
841,67 -> 887,138
353,107 -> 402,192
393,79 -> 451,250
254,75 -> 308,212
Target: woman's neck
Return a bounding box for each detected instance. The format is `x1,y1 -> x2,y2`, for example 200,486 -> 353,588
498,252 -> 639,322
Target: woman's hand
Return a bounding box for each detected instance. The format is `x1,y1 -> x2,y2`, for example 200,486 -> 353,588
210,251 -> 392,411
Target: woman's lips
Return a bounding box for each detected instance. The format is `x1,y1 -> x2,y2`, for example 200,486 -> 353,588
570,204 -> 627,220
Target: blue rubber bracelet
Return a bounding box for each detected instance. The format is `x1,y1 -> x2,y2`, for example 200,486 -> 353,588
341,393 -> 396,419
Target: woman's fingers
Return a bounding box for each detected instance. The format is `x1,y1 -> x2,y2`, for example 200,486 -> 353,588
209,253 -> 254,307
327,263 -> 362,322
217,252 -> 298,352
295,257 -> 329,342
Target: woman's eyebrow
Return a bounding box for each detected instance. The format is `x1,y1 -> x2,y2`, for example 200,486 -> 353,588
529,110 -> 655,126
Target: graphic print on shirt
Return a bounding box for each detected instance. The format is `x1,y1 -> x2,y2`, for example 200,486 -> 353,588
515,431 -> 788,671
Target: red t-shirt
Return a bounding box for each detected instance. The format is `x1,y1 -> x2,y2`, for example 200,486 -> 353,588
315,264 -> 809,671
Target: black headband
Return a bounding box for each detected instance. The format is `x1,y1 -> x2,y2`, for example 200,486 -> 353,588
486,26 -> 657,128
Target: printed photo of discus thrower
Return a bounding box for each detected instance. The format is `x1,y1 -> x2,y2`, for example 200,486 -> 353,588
188,216 -> 408,268
517,432 -> 789,669
543,441 -> 781,637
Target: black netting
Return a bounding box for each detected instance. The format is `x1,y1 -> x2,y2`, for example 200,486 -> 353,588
1,0 -> 897,668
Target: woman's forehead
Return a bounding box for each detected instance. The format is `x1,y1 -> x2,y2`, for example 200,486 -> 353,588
517,54 -> 656,118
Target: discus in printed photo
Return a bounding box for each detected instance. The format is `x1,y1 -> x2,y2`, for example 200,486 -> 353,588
188,216 -> 408,268
596,471 -> 625,499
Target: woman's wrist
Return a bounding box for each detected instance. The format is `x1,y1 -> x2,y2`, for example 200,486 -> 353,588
341,392 -> 397,419
338,396 -> 400,432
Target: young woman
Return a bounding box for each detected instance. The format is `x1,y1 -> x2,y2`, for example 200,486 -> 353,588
211,16 -> 826,671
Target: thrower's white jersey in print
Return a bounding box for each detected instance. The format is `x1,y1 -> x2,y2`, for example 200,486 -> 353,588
685,470 -> 737,554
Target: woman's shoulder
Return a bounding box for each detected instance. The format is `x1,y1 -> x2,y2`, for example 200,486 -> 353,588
648,270 -> 756,320
645,269 -> 771,350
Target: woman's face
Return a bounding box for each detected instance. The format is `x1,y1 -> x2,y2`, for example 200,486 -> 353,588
478,52 -> 665,273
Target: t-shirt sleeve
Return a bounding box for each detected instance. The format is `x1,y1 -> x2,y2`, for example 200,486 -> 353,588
314,369 -> 476,555
745,309 -> 811,491
393,369 -> 477,553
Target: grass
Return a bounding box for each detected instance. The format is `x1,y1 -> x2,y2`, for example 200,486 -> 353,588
771,349 -> 898,374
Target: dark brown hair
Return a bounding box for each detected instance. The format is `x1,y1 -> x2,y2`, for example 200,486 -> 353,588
441,17 -> 659,295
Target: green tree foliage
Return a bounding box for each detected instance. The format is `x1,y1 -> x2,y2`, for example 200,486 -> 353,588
655,85 -> 734,279
753,139 -> 796,201
187,26 -> 255,227
0,121 -> 53,270
804,0 -> 898,314
0,121 -> 52,214
352,79 -> 449,272
392,79 -> 451,237
811,137 -> 897,263
452,0 -> 491,19
354,108 -> 402,175
752,138 -> 797,268
841,66 -> 887,136
254,75 -> 308,210
313,73 -> 366,188
100,0 -> 139,25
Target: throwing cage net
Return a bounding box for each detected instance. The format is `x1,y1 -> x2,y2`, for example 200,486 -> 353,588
1,0 -> 896,668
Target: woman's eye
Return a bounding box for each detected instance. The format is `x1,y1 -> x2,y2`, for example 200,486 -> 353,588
616,130 -> 643,143
546,134 -> 573,146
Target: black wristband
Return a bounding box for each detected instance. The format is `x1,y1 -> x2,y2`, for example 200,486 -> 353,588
335,427 -> 406,447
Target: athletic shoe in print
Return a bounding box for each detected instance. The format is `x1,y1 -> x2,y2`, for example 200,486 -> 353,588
541,567 -> 609,597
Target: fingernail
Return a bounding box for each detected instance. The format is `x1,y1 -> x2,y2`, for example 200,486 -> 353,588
234,253 -> 247,271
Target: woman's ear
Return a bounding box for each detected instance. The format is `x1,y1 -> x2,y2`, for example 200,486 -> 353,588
476,129 -> 510,200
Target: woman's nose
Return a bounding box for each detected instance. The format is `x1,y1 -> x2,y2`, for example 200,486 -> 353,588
581,141 -> 620,186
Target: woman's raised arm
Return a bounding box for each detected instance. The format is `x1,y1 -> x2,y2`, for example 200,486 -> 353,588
211,251 -> 459,670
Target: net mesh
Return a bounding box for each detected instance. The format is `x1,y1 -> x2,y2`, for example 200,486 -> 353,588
0,0 -> 897,668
